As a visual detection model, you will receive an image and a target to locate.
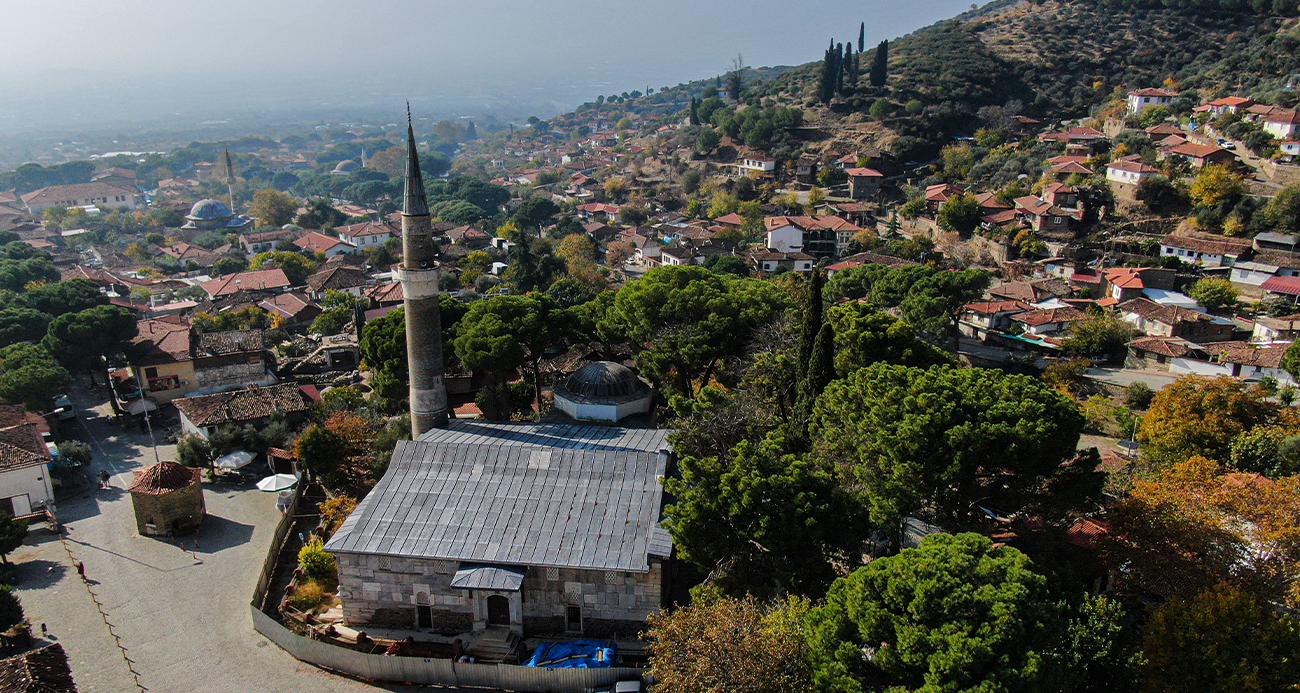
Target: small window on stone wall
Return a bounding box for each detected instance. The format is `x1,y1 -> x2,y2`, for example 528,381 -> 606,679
416,592 -> 429,605
604,571 -> 618,584
433,560 -> 451,573
378,557 -> 392,570
547,567 -> 559,581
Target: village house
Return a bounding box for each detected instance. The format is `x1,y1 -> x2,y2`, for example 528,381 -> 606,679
1160,142 -> 1235,169
1159,234 -> 1251,268
959,300 -> 1032,341
336,220 -> 400,251
1012,196 -> 1074,236
125,320 -> 275,402
0,405 -> 55,517
1127,88 -> 1178,115
295,232 -> 356,258
21,182 -> 138,214
1010,306 -> 1087,336
1117,298 -> 1235,343
257,292 -> 322,331
1229,253 -> 1300,287
845,167 -> 884,199
173,383 -> 310,438
1106,158 -> 1160,185
745,249 -> 815,275
1204,96 -> 1254,117
325,419 -> 674,640
763,215 -> 861,257
737,153 -> 777,176
1099,267 -> 1176,304
240,229 -> 298,256
305,266 -> 373,300
1261,275 -> 1300,304
1264,109 -> 1300,140
1126,336 -> 1209,371
988,277 -> 1072,303
445,225 -> 494,248
1252,315 -> 1300,344
199,268 -> 293,298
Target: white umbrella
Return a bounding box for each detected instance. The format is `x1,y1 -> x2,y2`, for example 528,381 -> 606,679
215,450 -> 256,471
256,474 -> 299,492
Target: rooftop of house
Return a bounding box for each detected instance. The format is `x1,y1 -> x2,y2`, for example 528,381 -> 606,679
1011,306 -> 1087,326
131,318 -> 193,365
763,215 -> 861,232
294,231 -> 355,253
1262,275 -> 1300,296
1118,298 -> 1211,326
195,329 -> 264,357
1208,341 -> 1291,368
1159,233 -> 1251,256
1166,142 -> 1230,159
1127,336 -> 1205,359
988,278 -> 1072,302
1130,88 -> 1178,97
306,265 -> 372,293
257,291 -> 318,319
1108,159 -> 1160,173
964,300 -> 1032,315
173,383 -> 308,428
200,268 -> 292,296
0,643 -> 77,692
19,182 -> 135,205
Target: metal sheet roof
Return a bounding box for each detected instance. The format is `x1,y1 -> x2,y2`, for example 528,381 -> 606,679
415,418 -> 672,453
325,437 -> 671,573
450,564 -> 526,591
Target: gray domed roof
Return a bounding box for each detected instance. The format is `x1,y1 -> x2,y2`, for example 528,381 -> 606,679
332,159 -> 359,173
563,362 -> 644,399
187,198 -> 233,221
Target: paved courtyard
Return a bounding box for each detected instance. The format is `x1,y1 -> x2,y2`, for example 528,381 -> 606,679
9,390 -> 429,693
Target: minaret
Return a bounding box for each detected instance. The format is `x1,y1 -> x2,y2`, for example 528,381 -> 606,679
220,147 -> 237,212
398,106 -> 448,435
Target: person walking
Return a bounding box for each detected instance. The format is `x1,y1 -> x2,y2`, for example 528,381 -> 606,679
97,471 -> 110,489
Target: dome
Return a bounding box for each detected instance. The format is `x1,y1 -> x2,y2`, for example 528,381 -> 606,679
563,362 -> 645,399
332,160 -> 359,173
187,198 -> 233,221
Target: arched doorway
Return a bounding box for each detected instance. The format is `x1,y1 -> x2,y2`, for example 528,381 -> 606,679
486,595 -> 510,626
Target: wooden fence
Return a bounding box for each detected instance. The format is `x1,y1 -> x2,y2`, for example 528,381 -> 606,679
249,484 -> 643,692
250,607 -> 642,691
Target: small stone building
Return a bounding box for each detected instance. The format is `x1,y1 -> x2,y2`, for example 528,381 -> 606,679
552,362 -> 653,423
128,461 -> 205,536
325,420 -> 673,639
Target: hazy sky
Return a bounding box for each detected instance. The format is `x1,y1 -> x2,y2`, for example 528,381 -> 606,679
6,0 -> 976,95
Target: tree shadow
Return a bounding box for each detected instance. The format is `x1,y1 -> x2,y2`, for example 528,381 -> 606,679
9,559 -> 67,590
192,515 -> 255,554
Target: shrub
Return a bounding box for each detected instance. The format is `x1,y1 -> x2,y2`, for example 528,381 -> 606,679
318,495 -> 358,535
287,580 -> 329,613
0,585 -> 23,631
298,537 -> 337,583
1123,382 -> 1155,410
56,440 -> 92,466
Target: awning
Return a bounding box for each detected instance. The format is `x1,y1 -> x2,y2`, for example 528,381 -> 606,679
125,398 -> 158,415
450,564 -> 526,591
215,450 -> 257,470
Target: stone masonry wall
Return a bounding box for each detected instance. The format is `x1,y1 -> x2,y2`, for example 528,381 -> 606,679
335,553 -> 663,637
195,354 -> 265,391
131,484 -> 206,535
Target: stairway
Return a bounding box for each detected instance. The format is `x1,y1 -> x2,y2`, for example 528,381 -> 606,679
465,627 -> 522,663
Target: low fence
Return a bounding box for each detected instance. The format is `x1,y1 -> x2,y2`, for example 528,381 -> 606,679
248,484 -> 643,692
252,483 -> 302,612
250,607 -> 641,691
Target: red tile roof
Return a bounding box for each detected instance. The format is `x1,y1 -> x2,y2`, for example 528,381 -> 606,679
128,460 -> 201,495
1263,275 -> 1300,296
173,383 -> 308,428
200,268 -> 292,296
845,167 -> 883,177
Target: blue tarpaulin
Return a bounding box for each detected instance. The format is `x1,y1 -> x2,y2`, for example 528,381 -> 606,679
524,639 -> 616,668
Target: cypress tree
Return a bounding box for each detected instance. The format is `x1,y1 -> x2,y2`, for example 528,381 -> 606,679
817,45 -> 837,104
798,269 -> 825,377
835,43 -> 845,95
844,44 -> 856,89
689,97 -> 700,126
858,22 -> 865,53
806,322 -> 836,402
870,40 -> 889,88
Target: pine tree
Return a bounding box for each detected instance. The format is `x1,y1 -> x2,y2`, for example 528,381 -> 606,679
870,40 -> 889,88
858,22 -> 865,53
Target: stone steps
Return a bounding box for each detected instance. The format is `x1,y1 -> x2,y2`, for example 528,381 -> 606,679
465,627 -> 521,663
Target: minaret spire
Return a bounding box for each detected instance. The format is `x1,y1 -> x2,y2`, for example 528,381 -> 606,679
397,104 -> 447,436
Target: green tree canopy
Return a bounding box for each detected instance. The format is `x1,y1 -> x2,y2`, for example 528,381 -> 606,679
295,197 -> 348,229
828,304 -> 954,376
1188,277 -> 1239,314
813,364 -> 1099,538
0,308 -> 51,349
1262,181 -> 1300,234
599,265 -> 790,397
0,258 -> 59,292
453,293 -> 569,410
0,513 -> 27,565
1062,312 -> 1134,358
249,188 -> 298,228
42,305 -> 137,373
358,296 -> 468,409
937,192 -> 983,234
806,533 -> 1060,693
664,431 -> 866,598
1138,375 -> 1276,465
1139,584 -> 1300,693
250,250 -> 316,286
0,343 -> 70,411
21,278 -> 108,317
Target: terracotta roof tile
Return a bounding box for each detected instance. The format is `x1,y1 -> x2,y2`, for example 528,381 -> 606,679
128,460 -> 201,495
173,383 -> 307,428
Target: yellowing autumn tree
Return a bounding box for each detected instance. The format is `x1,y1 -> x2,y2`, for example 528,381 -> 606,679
1138,375 -> 1276,465
1101,456 -> 1300,606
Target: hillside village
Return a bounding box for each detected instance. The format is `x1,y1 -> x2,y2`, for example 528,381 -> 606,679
0,0 -> 1299,691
